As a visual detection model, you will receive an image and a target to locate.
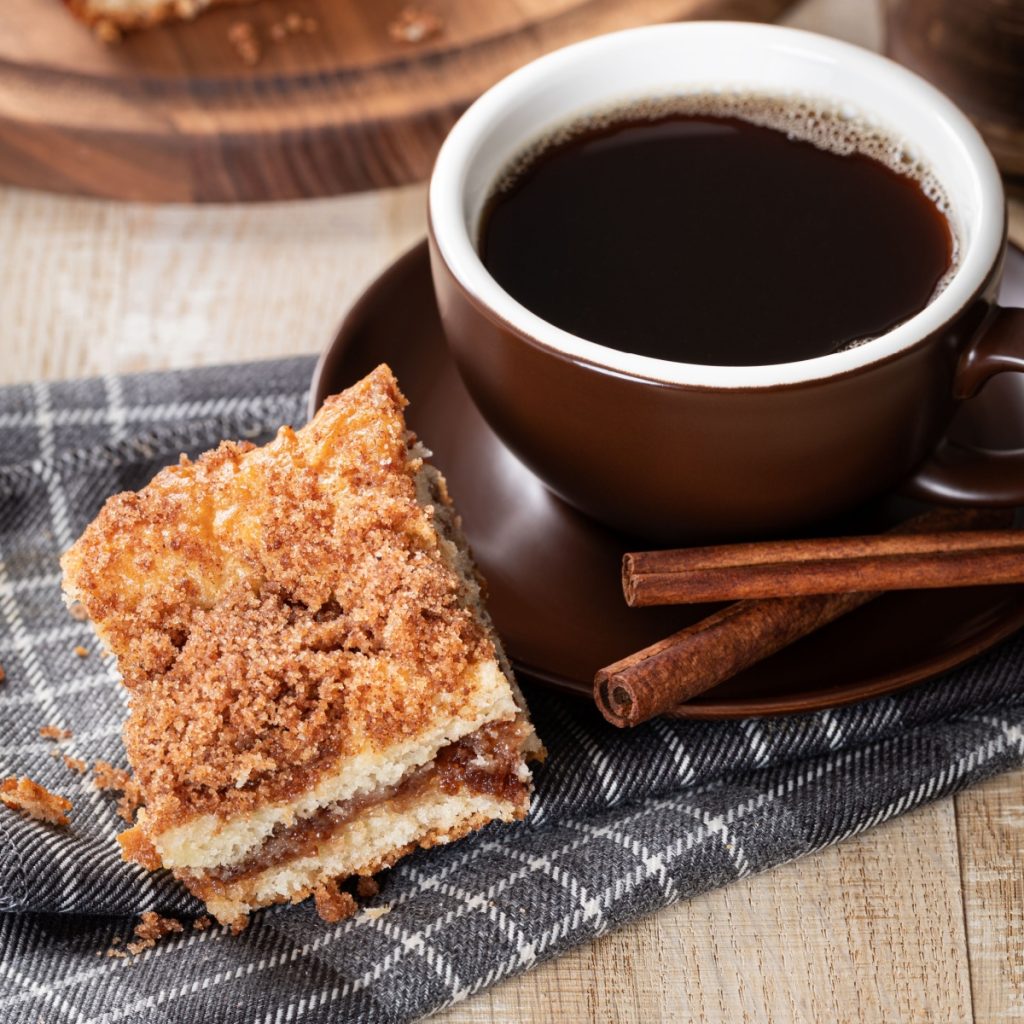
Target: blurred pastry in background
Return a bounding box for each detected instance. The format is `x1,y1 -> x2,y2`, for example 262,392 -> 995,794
63,0 -> 253,40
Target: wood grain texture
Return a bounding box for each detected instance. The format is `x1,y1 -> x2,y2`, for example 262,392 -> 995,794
956,771 -> 1024,1024
434,800 -> 975,1023
0,0 -> 798,202
0,182 -> 428,384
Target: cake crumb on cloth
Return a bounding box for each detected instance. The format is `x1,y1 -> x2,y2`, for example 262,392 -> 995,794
127,912 -> 184,955
93,761 -> 144,822
356,876 -> 380,899
0,776 -> 72,825
313,880 -> 358,923
39,725 -> 73,741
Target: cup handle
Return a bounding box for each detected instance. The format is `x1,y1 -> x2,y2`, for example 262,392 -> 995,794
903,305 -> 1024,505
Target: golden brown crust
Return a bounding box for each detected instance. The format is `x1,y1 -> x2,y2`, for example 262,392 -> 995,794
62,366 -> 496,836
118,825 -> 163,870
1,777 -> 73,826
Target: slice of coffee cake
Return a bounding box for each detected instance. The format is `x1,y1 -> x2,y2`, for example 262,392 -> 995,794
61,365 -> 540,929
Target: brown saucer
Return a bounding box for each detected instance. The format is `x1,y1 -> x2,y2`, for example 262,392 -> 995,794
311,241 -> 1024,718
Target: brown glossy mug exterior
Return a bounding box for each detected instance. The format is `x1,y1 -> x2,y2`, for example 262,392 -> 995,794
428,24 -> 1024,543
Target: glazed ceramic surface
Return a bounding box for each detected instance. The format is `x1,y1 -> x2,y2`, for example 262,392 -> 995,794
429,23 -> 1021,541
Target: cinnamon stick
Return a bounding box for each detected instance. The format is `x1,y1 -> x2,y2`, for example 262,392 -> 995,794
624,529 -> 1024,607
594,508 -> 1012,728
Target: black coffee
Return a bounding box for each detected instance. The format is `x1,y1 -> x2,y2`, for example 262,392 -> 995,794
480,99 -> 954,366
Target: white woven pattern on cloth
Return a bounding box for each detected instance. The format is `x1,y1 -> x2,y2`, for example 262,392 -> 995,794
1,357 -> 1022,1024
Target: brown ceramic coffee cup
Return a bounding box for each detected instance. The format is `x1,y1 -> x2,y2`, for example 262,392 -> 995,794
428,23 -> 1024,542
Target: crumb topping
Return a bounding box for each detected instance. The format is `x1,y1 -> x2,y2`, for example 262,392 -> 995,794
62,366 -> 495,833
356,876 -> 379,899
93,761 -> 144,823
1,776 -> 72,826
63,755 -> 88,774
118,825 -> 162,871
127,911 -> 184,955
39,725 -> 72,741
312,880 -> 358,923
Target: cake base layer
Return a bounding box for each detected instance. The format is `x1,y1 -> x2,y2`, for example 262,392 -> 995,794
147,660 -> 518,872
183,776 -> 527,927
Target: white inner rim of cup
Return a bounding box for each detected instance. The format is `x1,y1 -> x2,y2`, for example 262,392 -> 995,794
429,22 -> 1005,389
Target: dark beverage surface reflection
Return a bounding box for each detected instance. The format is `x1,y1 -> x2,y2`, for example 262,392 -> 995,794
482,106 -> 953,366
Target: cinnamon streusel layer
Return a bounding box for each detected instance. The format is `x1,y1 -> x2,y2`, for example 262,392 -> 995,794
61,365 -> 541,928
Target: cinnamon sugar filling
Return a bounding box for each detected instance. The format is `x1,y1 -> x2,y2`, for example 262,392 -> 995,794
182,718 -> 529,890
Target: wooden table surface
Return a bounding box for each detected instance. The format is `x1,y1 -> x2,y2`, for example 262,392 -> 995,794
3,1 -> 1023,1021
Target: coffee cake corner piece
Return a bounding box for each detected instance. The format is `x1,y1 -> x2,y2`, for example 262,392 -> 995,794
62,364 -> 541,929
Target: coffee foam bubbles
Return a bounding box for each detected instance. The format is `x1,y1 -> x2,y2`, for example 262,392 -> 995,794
492,92 -> 960,341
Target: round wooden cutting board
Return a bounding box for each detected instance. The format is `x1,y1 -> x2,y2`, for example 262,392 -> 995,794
0,0 -> 797,202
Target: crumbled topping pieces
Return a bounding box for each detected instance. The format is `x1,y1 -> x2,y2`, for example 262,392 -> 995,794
118,825 -> 163,871
0,777 -> 72,825
93,761 -> 143,823
313,879 -> 358,923
126,912 -> 184,955
39,725 -> 73,741
228,21 -> 261,66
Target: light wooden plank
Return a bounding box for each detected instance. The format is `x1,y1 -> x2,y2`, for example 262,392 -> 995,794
956,767 -> 1024,1023
0,182 -> 427,386
0,185 -> 128,382
434,798 -> 973,1024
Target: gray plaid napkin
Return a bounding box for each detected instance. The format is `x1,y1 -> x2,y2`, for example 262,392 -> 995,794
1,357 -> 1023,1024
